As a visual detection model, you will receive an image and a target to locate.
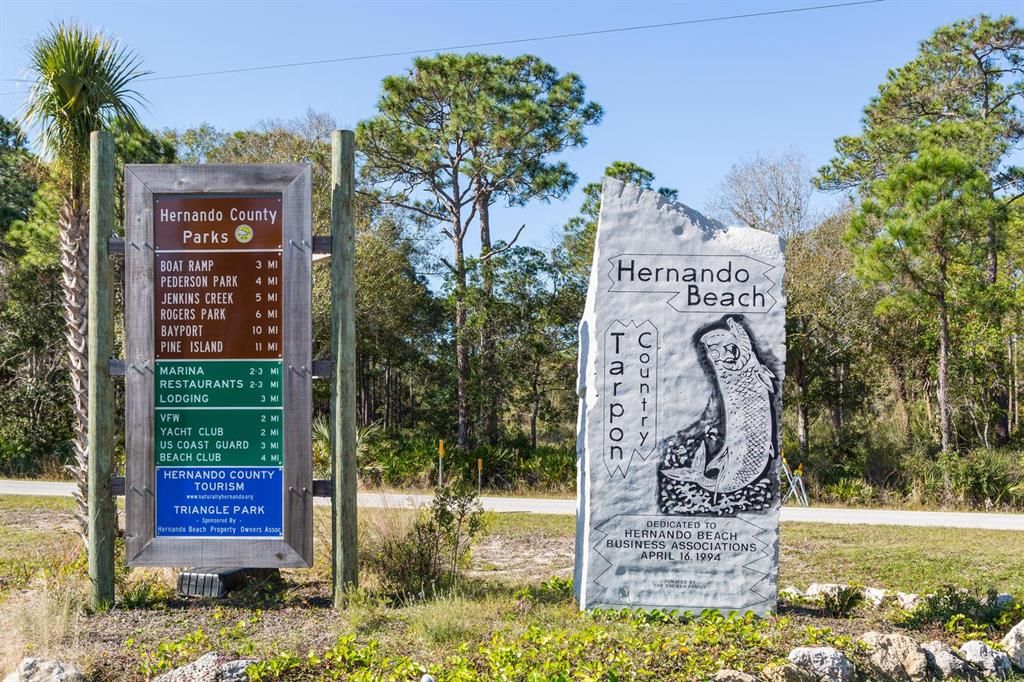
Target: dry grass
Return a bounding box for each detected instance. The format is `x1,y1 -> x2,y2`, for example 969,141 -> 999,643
0,573 -> 86,672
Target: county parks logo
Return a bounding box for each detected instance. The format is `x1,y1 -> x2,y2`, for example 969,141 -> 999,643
234,224 -> 254,244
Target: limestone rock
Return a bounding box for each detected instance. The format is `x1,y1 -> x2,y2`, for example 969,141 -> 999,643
1001,619 -> 1024,671
994,593 -> 1014,608
153,652 -> 257,682
862,587 -> 888,608
958,640 -> 1011,679
779,585 -> 803,598
895,592 -> 920,610
761,661 -> 818,682
858,631 -> 929,681
921,640 -> 984,681
712,670 -> 759,682
805,583 -> 846,599
216,659 -> 255,682
787,646 -> 855,682
2,659 -> 84,682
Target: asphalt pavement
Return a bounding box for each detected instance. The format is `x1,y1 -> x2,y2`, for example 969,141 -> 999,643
2,479 -> 1021,530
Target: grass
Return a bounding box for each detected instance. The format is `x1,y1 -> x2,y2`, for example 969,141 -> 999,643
781,522 -> 1024,595
0,495 -> 81,598
0,495 -> 1022,680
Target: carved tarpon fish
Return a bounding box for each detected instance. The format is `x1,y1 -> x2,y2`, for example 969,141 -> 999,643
662,317 -> 775,493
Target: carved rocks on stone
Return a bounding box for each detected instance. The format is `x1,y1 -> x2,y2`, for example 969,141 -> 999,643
2,658 -> 85,682
711,670 -> 759,682
921,641 -> 984,681
858,632 -> 930,681
1001,619 -> 1024,671
958,640 -> 1012,680
760,662 -> 818,682
152,653 -> 257,682
787,646 -> 855,682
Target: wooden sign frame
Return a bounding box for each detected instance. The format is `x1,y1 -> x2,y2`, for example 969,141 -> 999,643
124,164 -> 313,567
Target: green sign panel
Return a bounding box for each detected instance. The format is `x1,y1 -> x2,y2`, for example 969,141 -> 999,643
155,360 -> 283,407
155,408 -> 283,467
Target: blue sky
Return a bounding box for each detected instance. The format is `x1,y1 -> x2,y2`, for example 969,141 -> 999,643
1,0 -> 1020,252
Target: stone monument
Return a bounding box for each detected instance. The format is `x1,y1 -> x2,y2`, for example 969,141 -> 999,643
574,178 -> 785,615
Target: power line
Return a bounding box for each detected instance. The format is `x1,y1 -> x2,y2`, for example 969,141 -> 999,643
0,0 -> 884,96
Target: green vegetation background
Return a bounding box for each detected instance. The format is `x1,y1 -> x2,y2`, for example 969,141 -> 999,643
1,15 -> 1023,510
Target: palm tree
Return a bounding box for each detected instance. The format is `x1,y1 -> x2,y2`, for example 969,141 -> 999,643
22,22 -> 146,534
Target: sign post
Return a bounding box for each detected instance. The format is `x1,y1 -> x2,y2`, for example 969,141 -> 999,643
87,131 -> 116,608
125,165 -> 312,567
331,130 -> 358,603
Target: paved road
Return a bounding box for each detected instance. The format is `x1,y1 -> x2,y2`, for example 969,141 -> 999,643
2,479 -> 1021,530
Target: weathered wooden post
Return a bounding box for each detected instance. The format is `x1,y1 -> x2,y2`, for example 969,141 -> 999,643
331,129 -> 358,604
87,130 -> 116,608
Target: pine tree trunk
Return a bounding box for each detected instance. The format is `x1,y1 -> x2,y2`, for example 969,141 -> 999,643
797,402 -> 809,460
890,362 -> 911,436
530,359 -> 541,450
60,190 -> 89,538
792,339 -> 809,459
984,195 -> 1009,445
937,290 -> 953,494
455,234 -> 471,450
477,194 -> 499,446
1010,335 -> 1019,435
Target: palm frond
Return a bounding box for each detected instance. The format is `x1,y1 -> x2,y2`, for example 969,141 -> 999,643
21,21 -> 149,172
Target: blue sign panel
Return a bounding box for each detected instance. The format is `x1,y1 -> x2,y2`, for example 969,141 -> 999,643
155,466 -> 284,537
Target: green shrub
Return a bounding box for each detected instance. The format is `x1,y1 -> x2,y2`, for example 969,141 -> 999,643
821,584 -> 865,618
940,449 -> 1024,507
895,585 -> 1016,637
364,481 -> 485,599
822,477 -> 876,505
119,574 -> 174,610
516,576 -> 574,606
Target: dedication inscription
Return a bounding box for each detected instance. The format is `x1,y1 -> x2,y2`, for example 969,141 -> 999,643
575,179 -> 785,614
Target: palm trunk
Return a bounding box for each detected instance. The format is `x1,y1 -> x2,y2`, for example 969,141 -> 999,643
61,186 -> 89,538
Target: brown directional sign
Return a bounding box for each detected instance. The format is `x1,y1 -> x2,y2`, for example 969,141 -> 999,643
154,195 -> 283,251
154,251 -> 283,359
